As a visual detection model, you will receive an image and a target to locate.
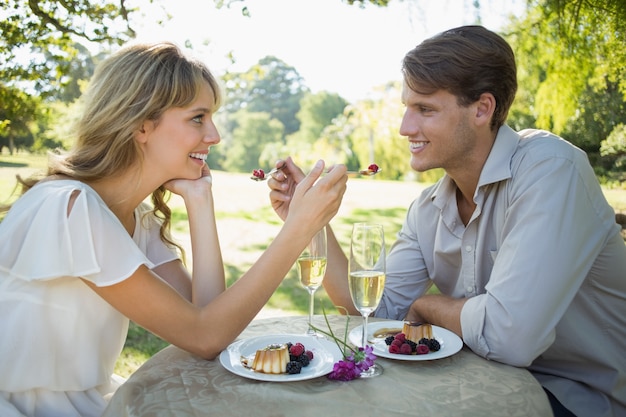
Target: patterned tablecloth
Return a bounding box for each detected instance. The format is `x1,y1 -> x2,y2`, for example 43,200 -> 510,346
103,315 -> 552,417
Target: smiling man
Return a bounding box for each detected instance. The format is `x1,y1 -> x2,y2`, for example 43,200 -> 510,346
268,26 -> 626,417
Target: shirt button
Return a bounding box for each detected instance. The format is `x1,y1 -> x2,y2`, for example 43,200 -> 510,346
466,286 -> 474,293
465,245 -> 473,252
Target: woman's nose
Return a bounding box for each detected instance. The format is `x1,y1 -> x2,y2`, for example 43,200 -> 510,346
204,122 -> 221,145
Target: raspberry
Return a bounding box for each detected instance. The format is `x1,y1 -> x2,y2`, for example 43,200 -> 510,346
289,343 -> 305,357
394,333 -> 406,343
389,344 -> 401,354
252,169 -> 265,179
385,336 -> 395,346
286,361 -> 302,374
368,163 -> 379,173
416,344 -> 430,355
305,350 -> 314,360
391,339 -> 404,348
399,343 -> 412,355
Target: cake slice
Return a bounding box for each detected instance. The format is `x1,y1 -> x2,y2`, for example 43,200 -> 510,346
251,344 -> 289,374
402,321 -> 433,343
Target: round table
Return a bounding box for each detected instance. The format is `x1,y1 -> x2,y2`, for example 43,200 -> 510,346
103,315 -> 552,417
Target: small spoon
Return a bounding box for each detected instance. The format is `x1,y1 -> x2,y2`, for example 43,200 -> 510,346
250,165 -> 284,181
251,164 -> 381,181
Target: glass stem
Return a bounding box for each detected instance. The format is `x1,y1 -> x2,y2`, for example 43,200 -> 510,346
308,290 -> 315,329
361,313 -> 369,347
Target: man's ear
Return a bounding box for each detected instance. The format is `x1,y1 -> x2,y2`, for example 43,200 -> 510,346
474,92 -> 496,127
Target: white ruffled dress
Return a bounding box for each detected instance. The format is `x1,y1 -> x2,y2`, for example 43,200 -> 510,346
0,180 -> 178,417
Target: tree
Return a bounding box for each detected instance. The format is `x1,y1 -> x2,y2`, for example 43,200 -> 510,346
292,91 -> 349,144
213,0 -> 392,14
0,85 -> 39,154
350,83 -> 408,180
600,124 -> 626,176
1,1 -> 134,97
222,110 -> 284,172
506,1 -> 625,135
1,0 -> 135,154
505,1 -> 626,183
223,56 -> 308,137
316,82 -> 408,180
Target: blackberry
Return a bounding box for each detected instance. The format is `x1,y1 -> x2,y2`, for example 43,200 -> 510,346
418,338 -> 429,346
427,339 -> 441,352
297,354 -> 310,367
286,361 -> 302,374
385,336 -> 395,346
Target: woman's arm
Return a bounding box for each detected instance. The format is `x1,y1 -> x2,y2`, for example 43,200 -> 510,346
165,164 -> 225,306
85,161 -> 348,360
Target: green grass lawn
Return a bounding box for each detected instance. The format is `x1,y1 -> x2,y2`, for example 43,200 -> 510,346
1,152 -> 625,377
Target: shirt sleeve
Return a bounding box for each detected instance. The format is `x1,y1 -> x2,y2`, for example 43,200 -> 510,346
0,183 -> 156,287
375,199 -> 433,320
460,135 -> 618,366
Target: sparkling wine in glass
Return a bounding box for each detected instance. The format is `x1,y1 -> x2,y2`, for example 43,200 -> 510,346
349,222 -> 386,377
298,227 -> 327,336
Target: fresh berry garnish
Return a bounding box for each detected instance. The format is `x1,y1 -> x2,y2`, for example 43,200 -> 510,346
305,350 -> 314,360
389,344 -> 401,354
427,339 -> 441,352
394,333 -> 406,343
391,338 -> 404,348
406,340 -> 418,352
251,169 -> 265,180
384,336 -> 395,346
416,344 -> 430,355
297,354 -> 310,367
399,343 -> 412,355
418,338 -> 430,346
368,163 -> 379,173
286,361 -> 303,374
289,343 -> 305,357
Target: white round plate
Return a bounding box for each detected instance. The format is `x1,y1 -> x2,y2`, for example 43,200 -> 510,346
219,334 -> 343,382
349,320 -> 463,361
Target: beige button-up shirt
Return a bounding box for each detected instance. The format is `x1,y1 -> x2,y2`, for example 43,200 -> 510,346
376,125 -> 626,417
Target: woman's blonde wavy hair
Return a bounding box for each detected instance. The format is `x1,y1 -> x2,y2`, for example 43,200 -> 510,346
4,42 -> 222,260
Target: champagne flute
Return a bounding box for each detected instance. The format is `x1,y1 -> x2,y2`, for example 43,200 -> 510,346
297,227 -> 327,336
348,222 -> 386,377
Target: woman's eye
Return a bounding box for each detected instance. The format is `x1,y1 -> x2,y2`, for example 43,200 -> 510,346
192,115 -> 203,123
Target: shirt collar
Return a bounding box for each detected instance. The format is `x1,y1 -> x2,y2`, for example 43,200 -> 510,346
477,124 -> 519,188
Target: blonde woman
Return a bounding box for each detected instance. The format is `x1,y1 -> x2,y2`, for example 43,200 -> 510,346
0,42 -> 347,417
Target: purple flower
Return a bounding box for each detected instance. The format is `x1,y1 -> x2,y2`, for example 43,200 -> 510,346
356,346 -> 376,372
327,345 -> 378,381
328,359 -> 361,381
312,309 -> 378,381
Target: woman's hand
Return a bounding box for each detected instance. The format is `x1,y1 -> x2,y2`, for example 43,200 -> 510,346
282,160 -> 347,236
267,157 -> 305,221
164,163 -> 213,201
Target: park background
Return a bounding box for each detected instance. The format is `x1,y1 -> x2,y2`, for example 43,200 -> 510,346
1,0 -> 625,376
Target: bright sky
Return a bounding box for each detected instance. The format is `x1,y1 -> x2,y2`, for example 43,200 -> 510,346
130,0 -> 526,103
